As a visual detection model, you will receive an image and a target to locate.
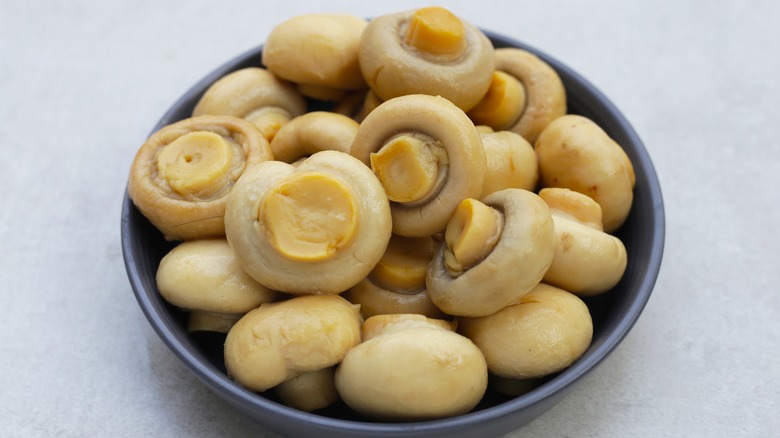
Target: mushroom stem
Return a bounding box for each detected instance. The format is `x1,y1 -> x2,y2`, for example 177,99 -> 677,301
467,71 -> 527,130
368,235 -> 436,293
244,107 -> 293,142
260,173 -> 358,262
404,7 -> 466,57
444,198 -> 504,275
369,133 -> 447,205
156,131 -> 233,198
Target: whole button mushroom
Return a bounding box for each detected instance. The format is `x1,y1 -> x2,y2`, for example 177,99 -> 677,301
269,111 -> 359,164
156,239 -> 280,332
128,115 -> 272,240
274,367 -> 340,412
342,235 -> 446,319
192,67 -> 307,142
539,188 -> 628,296
358,7 -> 495,112
224,295 -> 362,393
458,283 -> 593,379
262,14 -> 368,99
351,94 -> 487,237
492,48 -> 567,144
535,114 -> 636,232
427,189 -> 555,317
335,314 -> 488,420
225,150 -> 392,294
479,130 -> 539,198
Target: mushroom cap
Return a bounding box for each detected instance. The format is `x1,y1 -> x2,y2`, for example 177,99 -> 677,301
427,188 -> 555,317
335,314 -> 487,420
350,94 -> 486,237
224,295 -> 362,392
535,114 -> 635,232
192,67 -> 306,122
539,188 -> 627,296
479,130 -> 539,198
494,48 -> 566,144
275,367 -> 340,412
458,283 -> 593,379
270,111 -> 359,163
342,278 -> 446,320
156,239 -> 279,314
358,9 -> 494,112
128,115 -> 271,240
224,150 -> 392,294
262,14 -> 368,90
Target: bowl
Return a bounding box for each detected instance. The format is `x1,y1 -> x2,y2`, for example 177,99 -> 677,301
121,30 -> 664,438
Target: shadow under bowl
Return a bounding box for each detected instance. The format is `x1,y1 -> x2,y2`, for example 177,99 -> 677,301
121,31 -> 664,438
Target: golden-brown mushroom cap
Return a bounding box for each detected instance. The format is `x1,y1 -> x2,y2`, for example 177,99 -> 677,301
351,94 -> 486,237
493,48 -> 566,144
426,189 -> 555,317
269,111 -> 359,163
335,314 -> 487,420
128,115 -> 272,240
225,150 -> 392,294
539,188 -> 627,296
192,67 -> 307,142
458,283 -> 593,379
225,295 -> 362,392
358,7 -> 494,112
262,14 -> 368,91
479,130 -> 539,198
535,114 -> 635,232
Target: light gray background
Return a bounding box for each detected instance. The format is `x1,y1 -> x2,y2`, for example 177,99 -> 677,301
1,0 -> 777,436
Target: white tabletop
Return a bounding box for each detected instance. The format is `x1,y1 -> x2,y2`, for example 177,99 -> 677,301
2,0 -> 778,436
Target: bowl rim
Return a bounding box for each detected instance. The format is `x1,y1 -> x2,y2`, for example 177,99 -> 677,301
121,30 -> 665,437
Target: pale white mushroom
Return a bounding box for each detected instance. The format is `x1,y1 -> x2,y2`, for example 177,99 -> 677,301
224,151 -> 392,294
156,239 -> 280,332
535,114 -> 636,232
358,7 -> 494,112
275,367 -> 340,412
335,314 -> 487,420
458,283 -> 593,379
539,188 -> 627,296
427,189 -> 555,317
351,94 -> 487,237
128,115 -> 272,240
224,295 -> 362,392
479,130 -> 539,198
269,111 -> 359,163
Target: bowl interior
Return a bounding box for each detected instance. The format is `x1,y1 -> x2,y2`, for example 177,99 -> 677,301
121,32 -> 664,437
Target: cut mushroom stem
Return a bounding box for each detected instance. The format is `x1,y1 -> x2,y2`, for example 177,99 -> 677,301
467,71 -> 526,130
369,133 -> 447,204
404,6 -> 466,57
444,198 -> 504,275
369,235 -> 436,292
156,131 -> 233,198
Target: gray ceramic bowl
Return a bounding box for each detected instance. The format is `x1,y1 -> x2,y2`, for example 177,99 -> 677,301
121,31 -> 664,438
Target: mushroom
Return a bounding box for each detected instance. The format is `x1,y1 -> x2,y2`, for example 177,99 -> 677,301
342,235 -> 446,319
467,71 -> 526,131
492,48 -> 567,144
535,114 -> 636,232
128,115 -> 272,240
426,189 -> 555,317
335,314 -> 487,420
262,14 -> 368,99
479,130 -> 539,198
224,150 -> 392,294
458,283 -> 593,379
358,6 -> 495,112
224,295 -> 362,392
269,111 -> 359,163
155,239 -> 281,332
539,188 -> 627,296
192,67 -> 307,142
274,367 -> 340,412
350,94 -> 486,237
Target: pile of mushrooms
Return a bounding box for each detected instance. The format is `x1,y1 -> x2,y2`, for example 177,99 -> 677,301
127,6 -> 636,420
